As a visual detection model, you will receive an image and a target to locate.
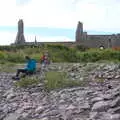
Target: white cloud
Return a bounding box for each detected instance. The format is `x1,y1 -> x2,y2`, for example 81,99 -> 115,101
0,31 -> 15,45
16,0 -> 77,28
0,0 -> 17,26
0,0 -> 120,38
74,0 -> 120,31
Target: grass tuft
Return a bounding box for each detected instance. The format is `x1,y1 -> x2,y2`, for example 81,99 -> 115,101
45,71 -> 86,90
15,76 -> 39,88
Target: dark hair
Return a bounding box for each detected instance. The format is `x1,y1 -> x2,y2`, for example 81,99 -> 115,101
25,56 -> 30,60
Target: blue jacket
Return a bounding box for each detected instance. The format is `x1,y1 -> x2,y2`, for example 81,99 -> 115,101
25,59 -> 36,72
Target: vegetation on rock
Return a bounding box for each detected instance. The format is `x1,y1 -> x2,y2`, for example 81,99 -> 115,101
45,71 -> 87,90
15,76 -> 40,88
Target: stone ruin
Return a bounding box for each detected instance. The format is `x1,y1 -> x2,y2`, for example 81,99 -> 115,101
76,21 -> 120,48
15,19 -> 25,45
13,19 -> 120,48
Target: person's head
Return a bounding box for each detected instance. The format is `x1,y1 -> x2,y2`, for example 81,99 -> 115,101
25,56 -> 30,60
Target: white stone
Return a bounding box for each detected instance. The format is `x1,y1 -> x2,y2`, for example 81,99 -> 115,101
35,106 -> 44,113
91,97 -> 103,104
7,93 -> 16,100
66,104 -> 76,110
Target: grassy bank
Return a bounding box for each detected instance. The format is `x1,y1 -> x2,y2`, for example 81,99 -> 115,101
0,45 -> 120,63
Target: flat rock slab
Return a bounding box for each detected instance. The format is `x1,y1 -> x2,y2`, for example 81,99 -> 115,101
3,113 -> 21,120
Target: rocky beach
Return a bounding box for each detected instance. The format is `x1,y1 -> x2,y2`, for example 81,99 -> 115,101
0,63 -> 120,120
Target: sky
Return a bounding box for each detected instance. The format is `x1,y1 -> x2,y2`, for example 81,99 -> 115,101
0,0 -> 120,45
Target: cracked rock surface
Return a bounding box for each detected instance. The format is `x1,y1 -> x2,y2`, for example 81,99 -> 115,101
0,63 -> 120,120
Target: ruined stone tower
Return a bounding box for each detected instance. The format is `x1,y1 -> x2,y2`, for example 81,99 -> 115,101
75,21 -> 83,42
15,19 -> 25,44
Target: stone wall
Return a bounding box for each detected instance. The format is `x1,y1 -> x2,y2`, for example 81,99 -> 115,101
78,35 -> 112,48
76,21 -> 120,48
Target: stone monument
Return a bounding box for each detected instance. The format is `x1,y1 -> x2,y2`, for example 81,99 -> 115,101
75,21 -> 83,42
15,19 -> 25,44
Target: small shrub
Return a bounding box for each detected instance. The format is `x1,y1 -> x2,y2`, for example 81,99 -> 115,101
0,51 -> 6,59
76,45 -> 88,51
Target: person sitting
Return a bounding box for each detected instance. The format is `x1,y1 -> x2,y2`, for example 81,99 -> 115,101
12,56 -> 36,80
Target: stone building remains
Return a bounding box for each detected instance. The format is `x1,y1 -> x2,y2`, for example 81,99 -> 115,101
13,19 -> 120,48
76,21 -> 120,48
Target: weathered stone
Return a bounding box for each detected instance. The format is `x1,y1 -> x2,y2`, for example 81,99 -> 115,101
59,99 -> 65,104
15,19 -> 25,45
70,73 -> 75,77
108,106 -> 120,114
0,114 -> 6,120
99,113 -> 117,120
103,94 -> 113,100
15,108 -> 24,114
21,112 -> 29,118
115,75 -> 120,79
79,103 -> 90,110
3,113 -> 21,120
110,114 -> 120,120
22,105 -> 33,110
90,112 -> 120,120
110,97 -> 120,107
91,97 -> 103,104
3,104 -> 10,114
89,112 -> 98,119
92,101 -> 110,112
35,106 -> 44,113
1,63 -> 120,120
7,93 -> 16,100
66,104 -> 76,110
40,117 -> 49,120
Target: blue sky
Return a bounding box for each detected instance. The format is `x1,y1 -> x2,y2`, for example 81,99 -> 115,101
0,0 -> 120,45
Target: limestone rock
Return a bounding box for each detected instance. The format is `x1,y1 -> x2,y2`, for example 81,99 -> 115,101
92,101 -> 110,112
3,113 -> 21,120
1,63 -> 120,120
110,97 -> 120,107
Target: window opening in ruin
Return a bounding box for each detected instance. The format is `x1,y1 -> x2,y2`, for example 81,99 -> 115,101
99,46 -> 104,50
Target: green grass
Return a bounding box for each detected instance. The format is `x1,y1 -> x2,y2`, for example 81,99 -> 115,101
0,63 -> 16,72
15,76 -> 40,88
95,78 -> 104,83
45,71 -> 87,90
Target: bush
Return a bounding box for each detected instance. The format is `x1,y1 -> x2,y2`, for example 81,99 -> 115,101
45,71 -> 85,90
1,45 -> 120,63
0,51 -> 6,59
6,52 -> 25,63
76,49 -> 120,62
76,45 -> 88,51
